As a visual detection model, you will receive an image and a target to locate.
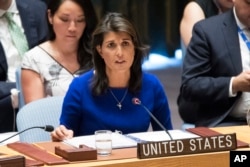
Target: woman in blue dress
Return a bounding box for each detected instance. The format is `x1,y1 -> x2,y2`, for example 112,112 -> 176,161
51,12 -> 173,140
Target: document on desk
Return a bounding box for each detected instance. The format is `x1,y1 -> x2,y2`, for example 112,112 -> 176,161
0,132 -> 19,146
64,130 -> 199,149
64,132 -> 136,149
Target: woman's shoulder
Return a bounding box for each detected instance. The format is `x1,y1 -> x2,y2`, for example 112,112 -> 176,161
69,70 -> 94,90
141,72 -> 165,95
75,69 -> 94,81
22,45 -> 47,63
24,42 -> 48,56
142,72 -> 161,85
25,45 -> 43,54
22,42 -> 58,70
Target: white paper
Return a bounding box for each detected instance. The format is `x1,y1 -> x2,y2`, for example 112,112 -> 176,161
126,129 -> 199,142
0,132 -> 19,146
64,132 -> 137,149
64,130 -> 199,149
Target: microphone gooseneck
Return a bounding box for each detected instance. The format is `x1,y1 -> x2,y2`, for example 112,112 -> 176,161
132,98 -> 173,140
0,125 -> 54,143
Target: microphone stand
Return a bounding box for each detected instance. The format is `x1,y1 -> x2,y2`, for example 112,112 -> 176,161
140,104 -> 173,140
0,126 -> 54,143
132,98 -> 173,140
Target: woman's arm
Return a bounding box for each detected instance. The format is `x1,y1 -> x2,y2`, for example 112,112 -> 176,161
180,2 -> 205,47
21,69 -> 45,104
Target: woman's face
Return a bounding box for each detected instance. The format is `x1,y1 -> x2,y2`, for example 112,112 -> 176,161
96,31 -> 135,74
48,0 -> 86,44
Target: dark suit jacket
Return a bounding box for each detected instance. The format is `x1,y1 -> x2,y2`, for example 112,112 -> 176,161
0,0 -> 48,81
0,0 -> 48,132
178,9 -> 243,127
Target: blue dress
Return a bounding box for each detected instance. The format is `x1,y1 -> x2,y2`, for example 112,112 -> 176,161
60,70 -> 173,136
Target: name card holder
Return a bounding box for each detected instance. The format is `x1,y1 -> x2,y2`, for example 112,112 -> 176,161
137,133 -> 237,159
7,142 -> 69,165
55,144 -> 97,161
0,155 -> 25,167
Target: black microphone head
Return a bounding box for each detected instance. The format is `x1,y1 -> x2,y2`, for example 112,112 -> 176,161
44,125 -> 54,132
132,97 -> 141,105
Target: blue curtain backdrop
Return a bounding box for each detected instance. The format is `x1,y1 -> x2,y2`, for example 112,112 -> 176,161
91,0 -> 189,57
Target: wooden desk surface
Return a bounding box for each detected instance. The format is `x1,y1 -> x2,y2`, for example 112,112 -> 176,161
211,125 -> 250,144
1,125 -> 250,167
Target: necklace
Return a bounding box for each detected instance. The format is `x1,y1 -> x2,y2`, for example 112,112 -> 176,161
109,88 -> 128,110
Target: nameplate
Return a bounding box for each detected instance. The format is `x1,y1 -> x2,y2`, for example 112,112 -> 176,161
137,133 -> 237,159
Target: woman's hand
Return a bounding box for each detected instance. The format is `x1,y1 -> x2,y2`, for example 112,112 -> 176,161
51,125 -> 73,141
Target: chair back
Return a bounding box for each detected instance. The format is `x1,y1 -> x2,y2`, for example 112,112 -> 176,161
16,96 -> 64,143
15,67 -> 25,109
181,123 -> 195,131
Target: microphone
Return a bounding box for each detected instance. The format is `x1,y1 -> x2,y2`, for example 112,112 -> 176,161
0,125 -> 54,143
132,98 -> 173,140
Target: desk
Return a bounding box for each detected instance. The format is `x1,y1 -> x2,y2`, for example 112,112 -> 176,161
1,125 -> 250,167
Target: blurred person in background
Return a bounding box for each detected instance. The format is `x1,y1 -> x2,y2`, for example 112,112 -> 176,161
178,0 -> 250,127
180,0 -> 233,47
0,0 -> 48,132
21,0 -> 97,104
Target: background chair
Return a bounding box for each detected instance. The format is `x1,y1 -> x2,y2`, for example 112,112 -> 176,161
181,123 -> 195,131
16,96 -> 64,143
15,67 -> 25,109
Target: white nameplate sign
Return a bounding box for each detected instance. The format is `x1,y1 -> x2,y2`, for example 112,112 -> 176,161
137,133 -> 237,159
